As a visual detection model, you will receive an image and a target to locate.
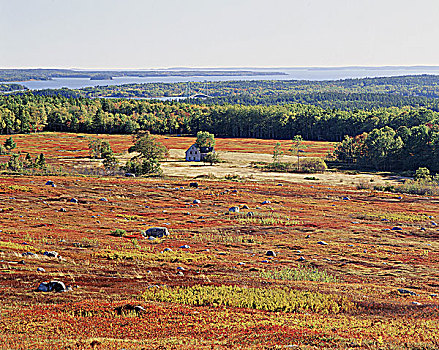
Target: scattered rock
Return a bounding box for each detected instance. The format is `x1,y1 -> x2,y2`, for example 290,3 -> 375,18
193,199 -> 201,204
142,227 -> 170,238
37,267 -> 45,272
392,226 -> 403,231
59,207 -> 67,212
70,198 -> 78,203
229,206 -> 240,213
99,197 -> 108,202
115,304 -> 146,315
43,251 -> 59,258
342,197 -> 350,200
397,288 -> 417,296
177,271 -> 184,276
163,248 -> 173,252
266,250 -> 276,257
261,200 -> 271,204
180,245 -> 190,249
242,204 -> 249,209
45,180 -> 54,186
317,241 -> 328,245
412,301 -> 422,305
297,256 -> 306,262
125,173 -> 136,177
22,252 -> 36,257
37,280 -> 67,292
177,266 -> 185,271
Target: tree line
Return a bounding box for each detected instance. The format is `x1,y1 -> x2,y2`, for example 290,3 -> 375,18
2,93 -> 439,142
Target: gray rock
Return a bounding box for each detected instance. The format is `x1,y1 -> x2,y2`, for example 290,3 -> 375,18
43,251 -> 59,258
142,227 -> 170,238
37,280 -> 67,292
22,252 -> 36,257
397,288 -> 417,296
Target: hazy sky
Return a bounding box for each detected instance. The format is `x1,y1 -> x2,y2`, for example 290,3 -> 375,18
1,0 -> 439,69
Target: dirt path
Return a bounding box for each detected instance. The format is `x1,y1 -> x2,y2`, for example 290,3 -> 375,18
161,149 -> 403,186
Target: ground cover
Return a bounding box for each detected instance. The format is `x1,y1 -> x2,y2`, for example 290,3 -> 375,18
0,173 -> 438,349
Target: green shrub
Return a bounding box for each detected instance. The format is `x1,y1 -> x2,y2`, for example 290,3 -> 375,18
110,229 -> 127,237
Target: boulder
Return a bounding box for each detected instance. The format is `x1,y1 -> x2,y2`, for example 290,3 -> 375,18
142,227 -> 170,238
193,199 -> 201,204
397,288 -> 417,296
266,250 -> 276,257
37,280 -> 67,292
242,204 -> 249,210
70,198 -> 78,203
45,180 -> 54,186
59,207 -> 67,212
43,251 -> 59,258
189,182 -> 199,188
229,206 -> 240,213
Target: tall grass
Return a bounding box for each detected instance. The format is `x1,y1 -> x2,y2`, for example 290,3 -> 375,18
142,284 -> 353,313
259,266 -> 338,283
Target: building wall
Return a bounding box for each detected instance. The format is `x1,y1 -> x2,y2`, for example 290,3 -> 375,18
185,145 -> 201,161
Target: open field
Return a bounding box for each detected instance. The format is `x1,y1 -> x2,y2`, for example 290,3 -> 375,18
0,133 -> 438,349
1,173 -> 438,349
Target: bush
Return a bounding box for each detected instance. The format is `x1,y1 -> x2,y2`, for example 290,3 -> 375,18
259,158 -> 327,173
300,158 -> 327,173
110,229 -> 127,237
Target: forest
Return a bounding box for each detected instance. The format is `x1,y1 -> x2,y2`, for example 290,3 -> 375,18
0,68 -> 284,82
76,74 -> 439,102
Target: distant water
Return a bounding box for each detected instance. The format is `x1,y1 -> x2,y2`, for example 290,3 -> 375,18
6,67 -> 439,91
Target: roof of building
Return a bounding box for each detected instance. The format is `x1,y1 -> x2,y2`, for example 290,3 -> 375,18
185,144 -> 214,154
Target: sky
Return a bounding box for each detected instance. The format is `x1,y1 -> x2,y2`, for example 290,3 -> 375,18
1,0 -> 439,69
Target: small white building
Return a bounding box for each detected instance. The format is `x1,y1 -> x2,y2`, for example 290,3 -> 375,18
185,144 -> 214,161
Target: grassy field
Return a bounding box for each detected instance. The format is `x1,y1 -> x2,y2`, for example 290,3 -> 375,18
0,133 -> 438,349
